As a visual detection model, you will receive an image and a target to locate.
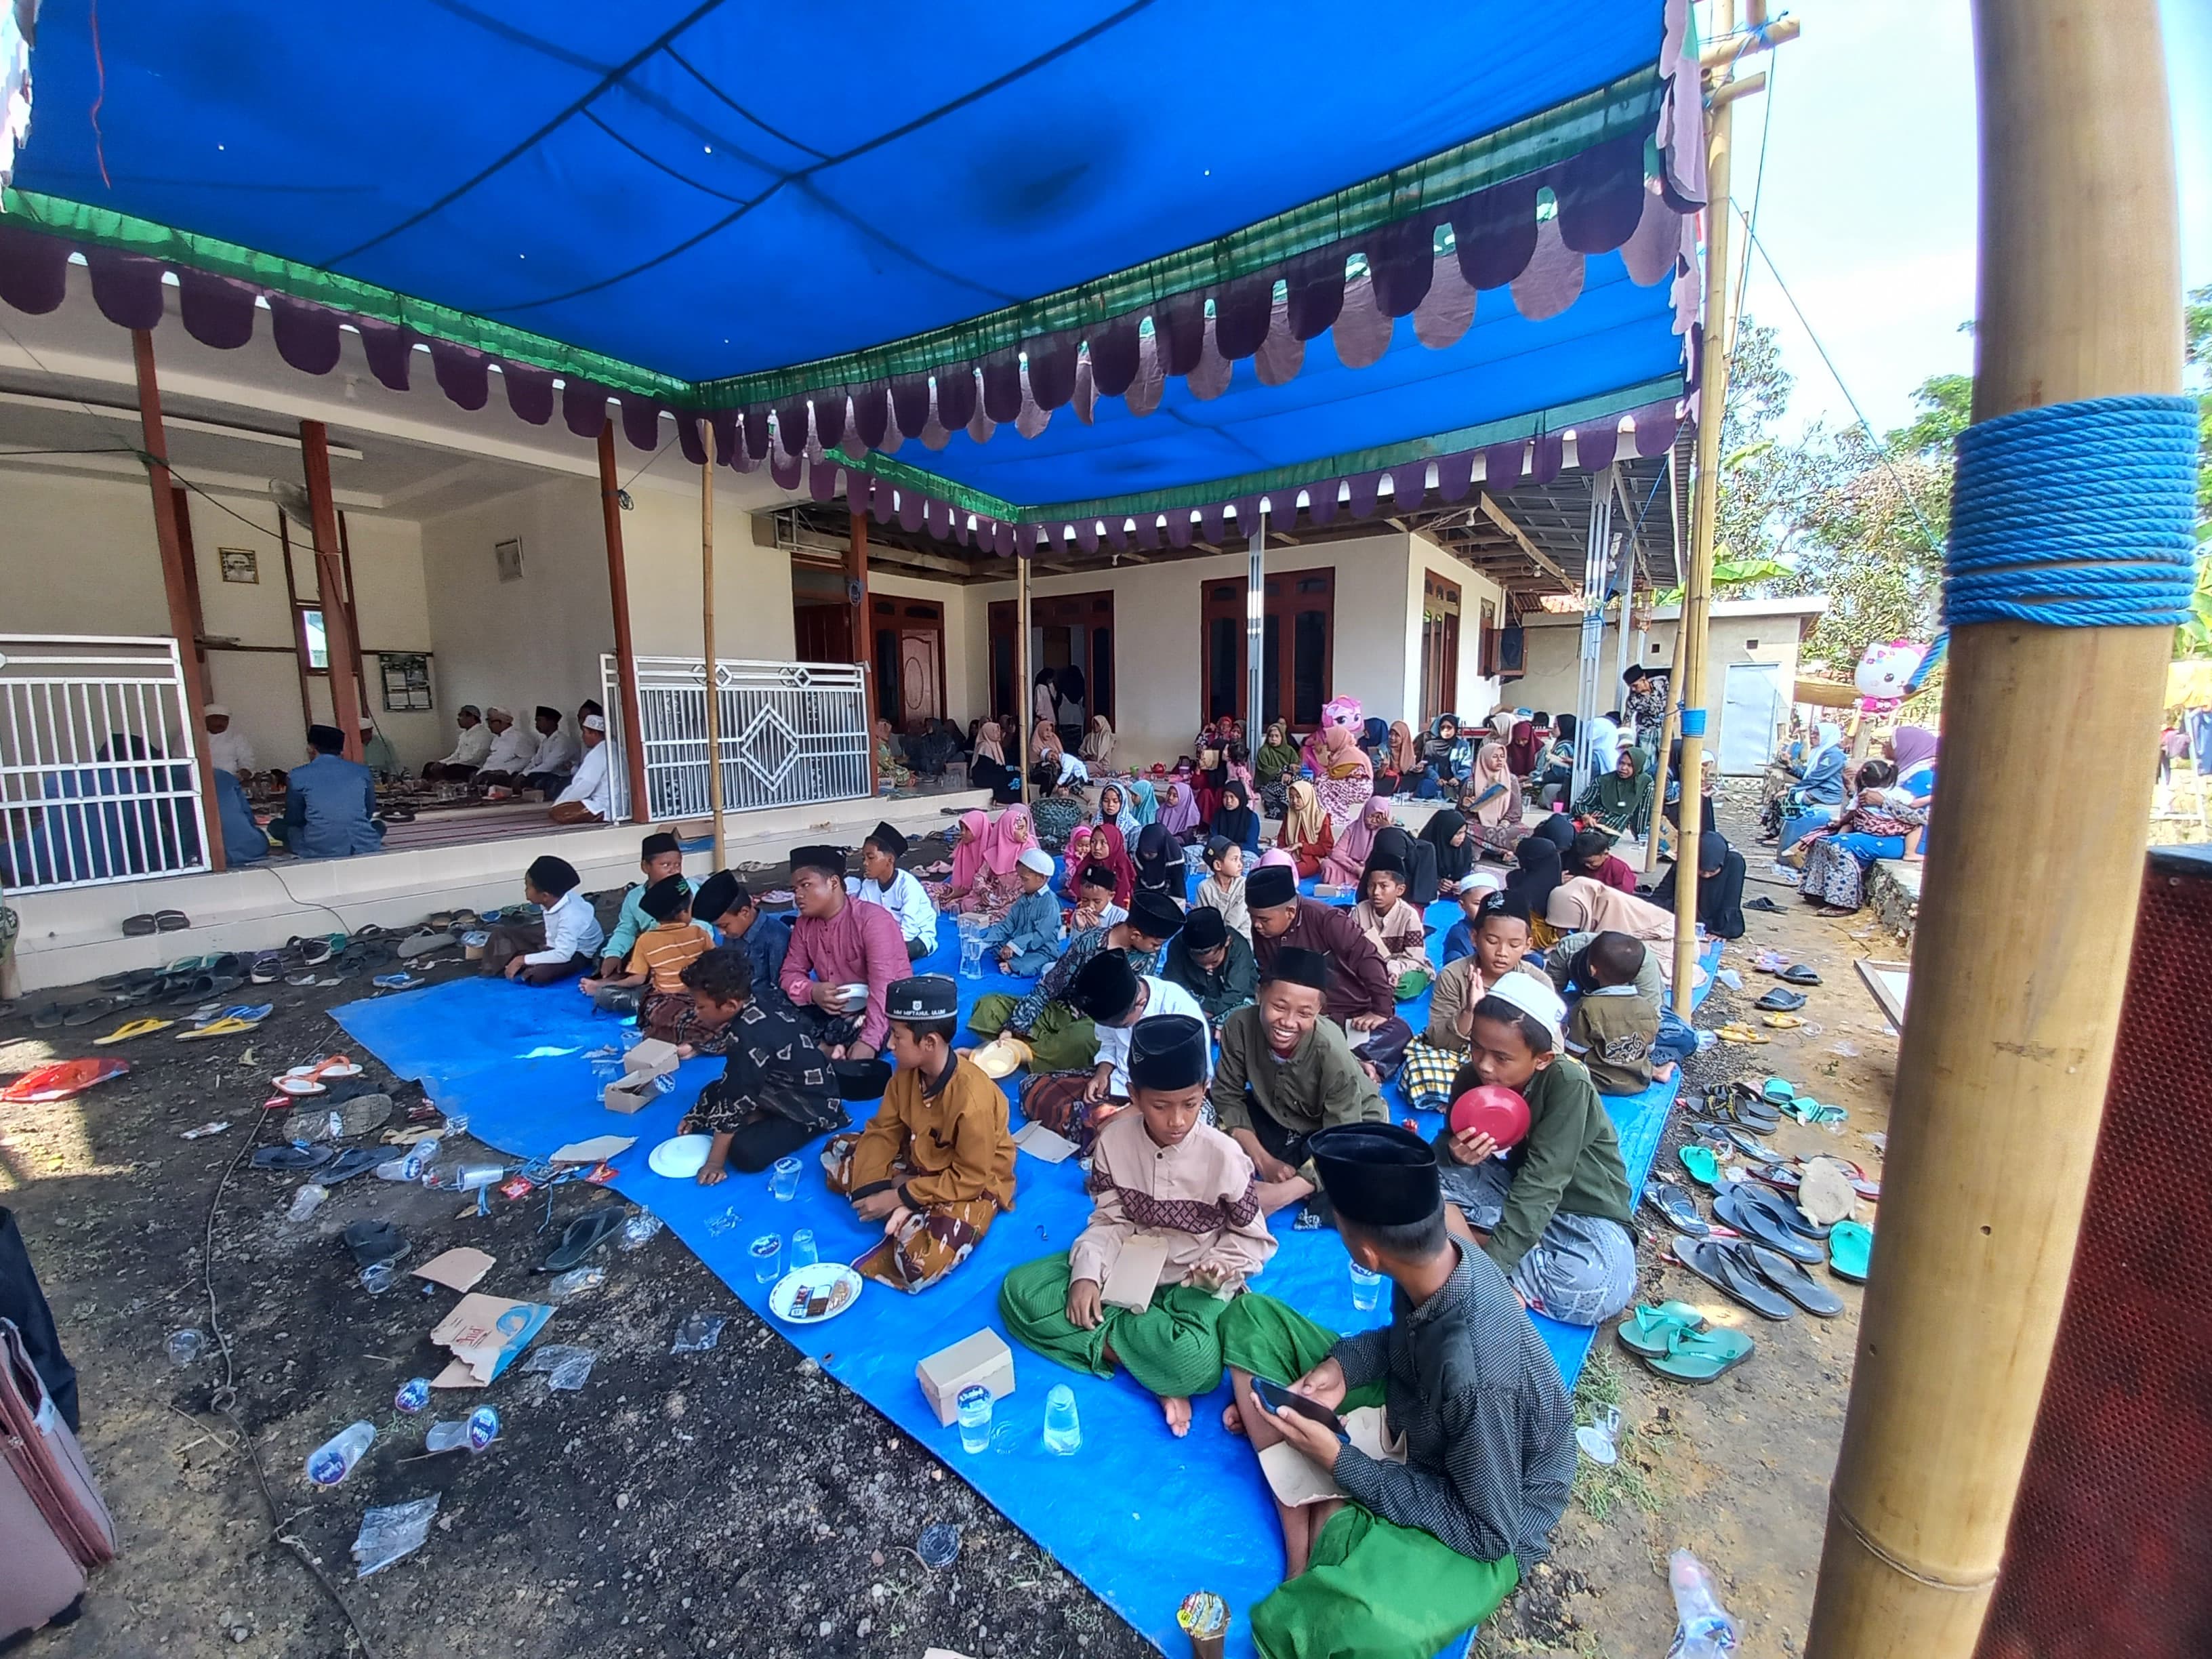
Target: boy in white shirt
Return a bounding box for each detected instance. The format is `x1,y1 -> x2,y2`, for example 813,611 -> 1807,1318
851,821 -> 938,960
483,854 -> 606,985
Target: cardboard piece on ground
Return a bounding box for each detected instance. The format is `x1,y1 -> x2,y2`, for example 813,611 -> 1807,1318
550,1134 -> 635,1164
1258,1405 -> 1405,1507
1099,1234 -> 1171,1313
1012,1121 -> 1078,1164
603,1080 -> 653,1114
916,1330 -> 1016,1426
428,1293 -> 554,1387
413,1247 -> 495,1292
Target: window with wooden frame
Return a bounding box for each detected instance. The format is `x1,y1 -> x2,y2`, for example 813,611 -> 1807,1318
1198,565 -> 1334,729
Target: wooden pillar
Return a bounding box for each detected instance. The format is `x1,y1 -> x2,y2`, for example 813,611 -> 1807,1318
597,427 -> 650,824
1015,546 -> 1033,775
851,508 -> 877,794
1668,7 -> 1738,1011
699,459 -> 726,868
298,419 -> 363,760
1805,2 -> 2184,1655
131,329 -> 226,873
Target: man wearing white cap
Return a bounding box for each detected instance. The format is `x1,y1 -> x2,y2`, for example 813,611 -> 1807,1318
549,712 -> 613,824
357,714 -> 398,778
473,707 -> 537,788
424,705 -> 490,781
203,704 -> 256,779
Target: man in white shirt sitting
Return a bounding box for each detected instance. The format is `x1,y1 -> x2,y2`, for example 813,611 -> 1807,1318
523,706 -> 581,795
550,714 -> 615,825
1069,949 -> 1209,1109
424,705 -> 491,781
851,821 -> 939,960
473,708 -> 538,790
203,704 -> 256,779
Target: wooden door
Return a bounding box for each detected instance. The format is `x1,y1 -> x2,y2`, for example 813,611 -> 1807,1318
898,630 -> 940,726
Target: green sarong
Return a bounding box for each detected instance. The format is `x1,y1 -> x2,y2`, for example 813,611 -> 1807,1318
1222,1295 -> 1519,1659
968,993 -> 1097,1073
999,1252 -> 1231,1399
1252,1504 -> 1519,1659
1393,968 -> 1432,1002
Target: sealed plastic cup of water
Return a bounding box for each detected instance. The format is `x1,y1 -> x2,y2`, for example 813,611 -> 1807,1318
750,1233 -> 782,1284
790,1229 -> 818,1270
770,1156 -> 802,1201
359,1260 -> 401,1294
1349,1262 -> 1383,1313
1042,1384 -> 1082,1454
165,1329 -> 203,1367
956,1385 -> 994,1454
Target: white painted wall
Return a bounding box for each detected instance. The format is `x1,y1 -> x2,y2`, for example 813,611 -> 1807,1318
0,465 -> 445,768
1404,534 -> 1505,730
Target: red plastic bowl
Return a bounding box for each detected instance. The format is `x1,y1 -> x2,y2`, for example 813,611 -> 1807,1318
1448,1084 -> 1531,1149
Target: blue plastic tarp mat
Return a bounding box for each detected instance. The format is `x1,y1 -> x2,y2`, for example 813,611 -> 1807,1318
16,1 -> 1668,379
332,890 -> 1718,1656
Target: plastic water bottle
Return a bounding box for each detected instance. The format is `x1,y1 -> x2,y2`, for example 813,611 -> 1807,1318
1042,1384 -> 1082,1455
394,1377 -> 432,1415
1667,1550 -> 1738,1657
307,1421 -> 375,1486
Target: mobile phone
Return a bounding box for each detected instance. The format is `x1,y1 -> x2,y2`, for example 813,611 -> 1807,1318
1251,1376 -> 1347,1441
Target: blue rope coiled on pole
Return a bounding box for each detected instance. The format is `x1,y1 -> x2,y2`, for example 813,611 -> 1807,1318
1944,395 -> 2200,628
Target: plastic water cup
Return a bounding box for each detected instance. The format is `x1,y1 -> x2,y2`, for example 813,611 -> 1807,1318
360,1260 -> 401,1295
1349,1263 -> 1384,1313
790,1229 -> 819,1270
770,1156 -> 803,1201
1042,1383 -> 1082,1454
165,1330 -> 203,1367
394,1377 -> 432,1415
956,1385 -> 994,1454
959,935 -> 986,979
751,1234 -> 783,1284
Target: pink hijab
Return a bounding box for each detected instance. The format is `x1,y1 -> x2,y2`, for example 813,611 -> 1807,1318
947,808 -> 991,888
981,805 -> 1036,876
1330,795 -> 1392,873
1061,824 -> 1096,899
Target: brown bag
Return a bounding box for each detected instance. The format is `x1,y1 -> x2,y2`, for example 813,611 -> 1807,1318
0,1317 -> 115,1640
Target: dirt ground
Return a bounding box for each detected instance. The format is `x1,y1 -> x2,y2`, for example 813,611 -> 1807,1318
0,798 -> 1900,1659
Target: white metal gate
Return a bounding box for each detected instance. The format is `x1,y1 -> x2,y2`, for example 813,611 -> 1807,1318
0,635 -> 212,893
598,655 -> 871,822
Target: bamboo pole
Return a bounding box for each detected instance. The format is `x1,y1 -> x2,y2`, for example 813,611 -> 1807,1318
131,329 -> 226,873
700,459 -> 726,870
1669,5 -> 1739,1012
598,426 -> 649,824
1804,2 -> 2184,1654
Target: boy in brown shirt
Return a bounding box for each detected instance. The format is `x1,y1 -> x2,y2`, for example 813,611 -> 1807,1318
823,975 -> 1017,1292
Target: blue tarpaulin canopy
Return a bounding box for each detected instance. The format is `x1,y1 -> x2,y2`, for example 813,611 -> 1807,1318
0,0 -> 1703,536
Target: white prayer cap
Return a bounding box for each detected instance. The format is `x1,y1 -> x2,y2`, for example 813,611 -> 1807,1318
582,714 -> 607,732
203,702 -> 230,718
485,705 -> 512,722
1477,968 -> 1567,1054
1017,846 -> 1054,878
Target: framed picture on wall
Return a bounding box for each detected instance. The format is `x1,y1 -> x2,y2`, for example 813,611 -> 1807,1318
380,652 -> 434,712
218,547 -> 259,584
494,538 -> 525,583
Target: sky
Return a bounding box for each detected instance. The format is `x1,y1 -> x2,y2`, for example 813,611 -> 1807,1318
1711,0 -> 2212,439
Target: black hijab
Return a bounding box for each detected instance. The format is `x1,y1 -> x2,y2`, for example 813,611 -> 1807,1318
1533,812 -> 1577,853
1506,834 -> 1564,920
1209,779 -> 1259,848
1133,823 -> 1184,897
1417,808 -> 1474,883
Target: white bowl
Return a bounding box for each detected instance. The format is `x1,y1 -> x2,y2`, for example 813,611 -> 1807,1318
647,1134 -> 713,1179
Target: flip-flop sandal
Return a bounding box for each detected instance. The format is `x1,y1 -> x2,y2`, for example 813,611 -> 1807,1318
1714,1189 -> 1824,1265
155,909 -> 191,932
1754,949 -> 1793,973
285,972 -> 320,987
1728,1098 -> 1781,1132
318,1077 -> 387,1105
251,1144 -> 335,1170
1717,1024 -> 1771,1045
539,1208 -> 627,1272
397,929 -> 455,960
29,1003 -> 67,1031
62,998 -> 117,1027
94,1017 -> 175,1044
342,1218 -> 407,1268
122,913 -> 161,937
1755,987 -> 1807,1012
424,912 -> 457,930
1725,1127 -> 1773,1160
1828,1219 -> 1874,1283
449,909 -> 480,929
1745,1245 -> 1845,1317
1761,1013 -> 1809,1029
372,972 -> 424,991
1727,1174 -> 1831,1231
1779,964 -> 1822,986
294,935 -> 336,966
1614,1300 -> 1709,1358
322,1147 -> 388,1184
202,973 -> 247,997
1760,1076 -> 1799,1105
1678,1145 -> 1722,1187
1746,896 -> 1786,914
1642,1183 -> 1710,1237
164,972 -> 217,1002
1672,1237 -> 1796,1321
1635,1322 -> 1759,1384
1747,1161 -> 1804,1191
178,1015 -> 262,1041
249,952 -> 285,984
281,1093 -> 393,1143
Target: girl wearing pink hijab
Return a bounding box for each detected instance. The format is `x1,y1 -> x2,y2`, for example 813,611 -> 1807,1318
1321,794 -> 1393,886
1060,823 -> 1097,901
926,808 -> 994,915
926,806 -> 1032,922
1314,721 -> 1376,831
